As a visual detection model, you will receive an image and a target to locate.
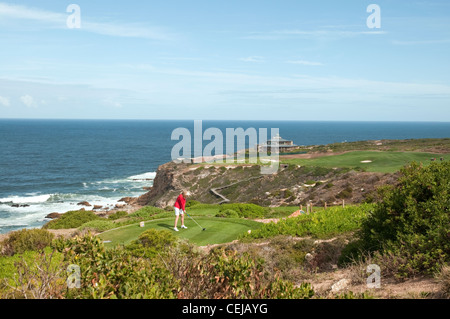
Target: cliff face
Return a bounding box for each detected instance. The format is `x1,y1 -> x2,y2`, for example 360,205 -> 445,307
135,161 -> 399,208
134,161 -> 189,208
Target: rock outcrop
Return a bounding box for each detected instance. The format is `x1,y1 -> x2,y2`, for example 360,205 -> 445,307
134,160 -> 399,208
45,212 -> 62,219
77,201 -> 91,207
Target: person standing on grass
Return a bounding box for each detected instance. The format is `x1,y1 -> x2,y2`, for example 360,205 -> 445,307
174,190 -> 189,231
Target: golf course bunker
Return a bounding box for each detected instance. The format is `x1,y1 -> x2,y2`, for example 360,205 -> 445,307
360,160 -> 373,163
98,217 -> 262,247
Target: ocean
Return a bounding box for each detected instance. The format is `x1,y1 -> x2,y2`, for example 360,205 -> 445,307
1,119 -> 449,234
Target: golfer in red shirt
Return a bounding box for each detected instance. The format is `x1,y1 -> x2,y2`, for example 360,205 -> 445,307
174,191 -> 189,231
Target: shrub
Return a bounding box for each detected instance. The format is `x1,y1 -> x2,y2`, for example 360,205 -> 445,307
78,220 -> 116,232
53,234 -> 176,299
218,203 -> 266,219
186,200 -> 200,208
358,161 -> 450,277
126,229 -> 179,259
1,229 -> 55,256
336,186 -> 353,199
108,211 -> 128,220
216,209 -> 239,218
0,248 -> 67,299
337,240 -> 366,267
128,206 -> 168,219
166,245 -> 314,299
437,265 -> 450,298
244,204 -> 373,240
138,229 -> 178,251
43,210 -> 100,230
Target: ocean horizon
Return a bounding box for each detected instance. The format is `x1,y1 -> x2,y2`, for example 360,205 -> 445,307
1,119 -> 449,234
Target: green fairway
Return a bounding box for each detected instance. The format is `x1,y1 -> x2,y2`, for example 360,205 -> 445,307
98,216 -> 262,247
282,151 -> 448,173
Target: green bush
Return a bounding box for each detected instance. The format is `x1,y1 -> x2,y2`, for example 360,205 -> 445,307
138,229 -> 178,251
218,203 -> 266,218
128,206 -> 167,219
244,204 -> 373,240
1,228 -> 55,256
53,234 -> 176,299
0,248 -> 66,299
186,200 -> 200,208
43,210 -> 100,230
78,220 -> 116,232
108,211 -> 128,220
166,246 -> 314,299
358,161 -> 450,277
126,229 -> 179,258
215,209 -> 239,218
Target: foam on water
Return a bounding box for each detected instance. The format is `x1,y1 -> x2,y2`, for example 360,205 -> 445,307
0,171 -> 156,234
0,194 -> 52,204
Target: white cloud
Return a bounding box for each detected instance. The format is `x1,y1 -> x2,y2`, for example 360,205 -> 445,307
0,3 -> 63,22
242,29 -> 387,40
0,95 -> 10,107
20,94 -> 37,108
287,60 -> 323,66
239,56 -> 265,63
0,3 -> 174,40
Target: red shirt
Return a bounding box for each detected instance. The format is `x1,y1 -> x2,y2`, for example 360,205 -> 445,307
174,194 -> 186,210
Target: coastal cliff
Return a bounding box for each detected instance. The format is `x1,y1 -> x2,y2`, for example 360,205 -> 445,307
131,138 -> 450,209
133,160 -> 399,208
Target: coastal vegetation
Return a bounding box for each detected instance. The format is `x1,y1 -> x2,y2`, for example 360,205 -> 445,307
0,139 -> 449,299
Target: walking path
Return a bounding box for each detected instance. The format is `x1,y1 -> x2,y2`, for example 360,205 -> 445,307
210,175 -> 264,204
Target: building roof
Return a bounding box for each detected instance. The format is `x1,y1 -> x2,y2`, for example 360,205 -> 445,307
268,133 -> 291,143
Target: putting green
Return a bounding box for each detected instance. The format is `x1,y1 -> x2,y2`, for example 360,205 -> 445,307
98,216 -> 262,247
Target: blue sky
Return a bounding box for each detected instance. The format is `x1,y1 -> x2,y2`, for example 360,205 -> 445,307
0,0 -> 449,121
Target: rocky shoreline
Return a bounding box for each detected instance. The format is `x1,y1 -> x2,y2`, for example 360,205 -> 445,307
0,196 -> 146,243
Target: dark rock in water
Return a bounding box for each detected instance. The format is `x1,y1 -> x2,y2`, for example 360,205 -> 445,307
46,212 -> 62,219
77,201 -> 91,206
11,204 -> 30,208
118,197 -> 135,204
93,205 -> 103,210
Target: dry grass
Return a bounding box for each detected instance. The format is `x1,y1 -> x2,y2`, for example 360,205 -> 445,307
437,265 -> 450,298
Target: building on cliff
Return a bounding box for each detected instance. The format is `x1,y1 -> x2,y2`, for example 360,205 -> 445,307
257,134 -> 299,153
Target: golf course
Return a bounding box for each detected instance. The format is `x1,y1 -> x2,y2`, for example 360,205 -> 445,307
1,138 -> 449,299
98,216 -> 262,247
281,151 -> 448,173
96,148 -> 449,248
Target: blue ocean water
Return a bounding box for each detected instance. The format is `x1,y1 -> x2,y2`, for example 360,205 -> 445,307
0,119 -> 449,234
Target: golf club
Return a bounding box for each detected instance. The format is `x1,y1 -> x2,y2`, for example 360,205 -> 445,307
185,211 -> 206,231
